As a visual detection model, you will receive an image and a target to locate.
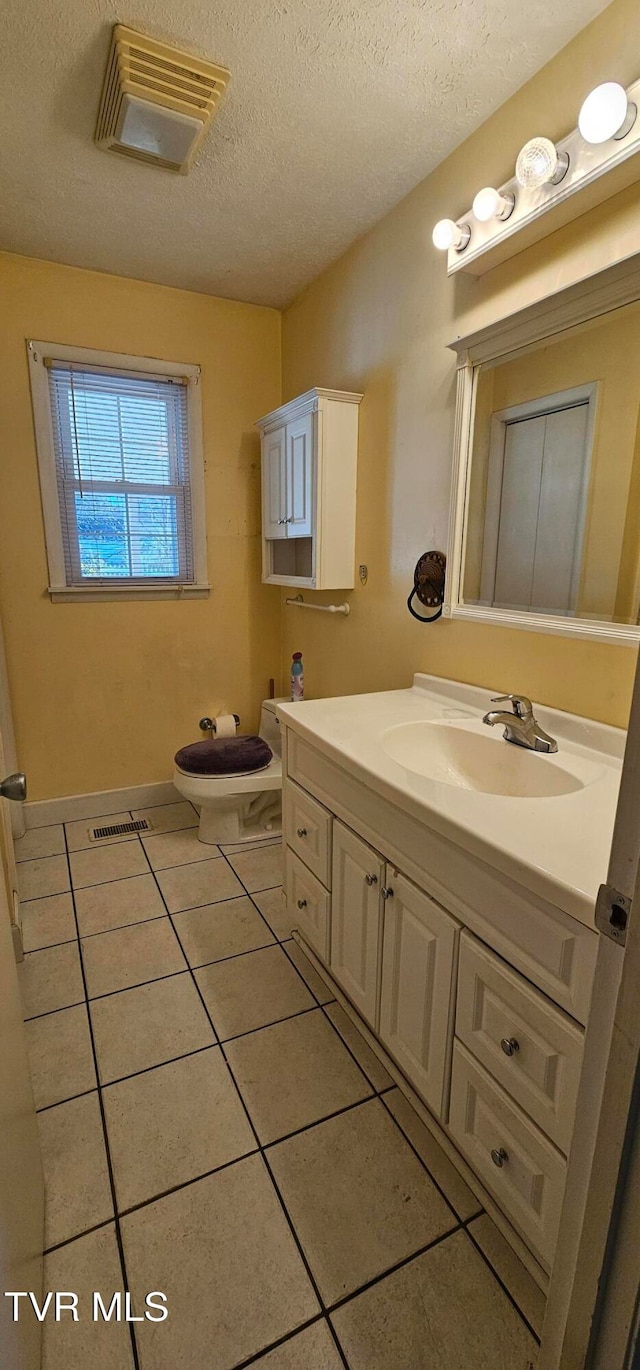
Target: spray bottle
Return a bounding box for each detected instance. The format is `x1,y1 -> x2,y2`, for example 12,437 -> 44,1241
290,652 -> 304,702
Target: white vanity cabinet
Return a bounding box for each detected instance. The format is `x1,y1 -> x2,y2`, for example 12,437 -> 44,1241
256,387 -> 362,589
281,719 -> 599,1277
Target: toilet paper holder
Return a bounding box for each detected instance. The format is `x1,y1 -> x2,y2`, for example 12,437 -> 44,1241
199,715 -> 240,737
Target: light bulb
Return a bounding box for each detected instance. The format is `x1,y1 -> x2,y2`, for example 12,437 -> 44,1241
431,218 -> 471,252
515,137 -> 569,188
472,186 -> 515,223
578,82 -> 636,144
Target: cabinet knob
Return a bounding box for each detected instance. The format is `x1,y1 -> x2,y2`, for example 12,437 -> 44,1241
365,873 -> 378,886
381,886 -> 394,900
297,899 -> 307,909
491,1147 -> 509,1169
296,827 -> 308,838
277,518 -> 286,524
500,1037 -> 520,1057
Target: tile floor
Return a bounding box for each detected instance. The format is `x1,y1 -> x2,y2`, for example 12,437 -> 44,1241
16,803 -> 543,1369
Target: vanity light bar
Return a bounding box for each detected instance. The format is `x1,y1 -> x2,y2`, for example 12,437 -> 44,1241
433,74 -> 640,276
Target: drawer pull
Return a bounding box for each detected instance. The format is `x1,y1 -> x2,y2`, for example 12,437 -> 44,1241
381,886 -> 394,900
296,827 -> 308,838
365,872 -> 378,886
491,1147 -> 509,1169
500,1037 -> 520,1057
297,899 -> 307,909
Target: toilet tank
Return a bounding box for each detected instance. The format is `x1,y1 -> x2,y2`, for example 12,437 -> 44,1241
259,698 -> 287,757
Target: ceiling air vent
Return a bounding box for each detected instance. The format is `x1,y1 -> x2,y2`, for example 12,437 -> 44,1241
95,24 -> 230,174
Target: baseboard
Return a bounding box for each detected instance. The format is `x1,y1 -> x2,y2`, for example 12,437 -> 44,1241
24,780 -> 182,829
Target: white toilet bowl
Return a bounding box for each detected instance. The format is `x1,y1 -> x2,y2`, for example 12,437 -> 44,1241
173,699 -> 284,846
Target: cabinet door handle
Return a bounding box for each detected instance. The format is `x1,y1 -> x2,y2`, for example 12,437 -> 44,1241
491,1147 -> 509,1168
297,898 -> 307,909
296,827 -> 308,838
277,518 -> 287,524
500,1037 -> 520,1057
365,873 -> 378,886
381,886 -> 394,900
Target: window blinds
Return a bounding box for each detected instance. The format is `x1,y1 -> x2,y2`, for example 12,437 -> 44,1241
46,363 -> 194,585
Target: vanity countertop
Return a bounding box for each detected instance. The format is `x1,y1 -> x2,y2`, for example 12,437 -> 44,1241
277,674 -> 625,929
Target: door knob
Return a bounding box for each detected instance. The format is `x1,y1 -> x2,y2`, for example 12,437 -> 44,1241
0,772 -> 26,802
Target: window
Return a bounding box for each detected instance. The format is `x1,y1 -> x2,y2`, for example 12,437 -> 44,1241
28,343 -> 208,600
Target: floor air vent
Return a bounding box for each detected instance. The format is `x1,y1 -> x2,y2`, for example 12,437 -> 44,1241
90,819 -> 151,841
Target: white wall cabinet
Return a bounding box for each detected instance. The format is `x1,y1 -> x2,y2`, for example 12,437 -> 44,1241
330,821 -> 383,1026
379,870 -> 460,1117
256,387 -> 362,589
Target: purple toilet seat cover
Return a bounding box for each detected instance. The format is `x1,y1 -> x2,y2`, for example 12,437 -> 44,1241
174,735 -> 273,777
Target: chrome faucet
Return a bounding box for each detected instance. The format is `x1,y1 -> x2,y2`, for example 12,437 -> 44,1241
482,694 -> 558,753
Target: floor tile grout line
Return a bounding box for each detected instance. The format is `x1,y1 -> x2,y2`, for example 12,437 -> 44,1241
116,1146 -> 261,1219
376,1087 -> 471,1226
36,1085 -> 98,1114
60,825 -> 141,1370
326,1221 -> 464,1317
43,1216 -> 115,1257
464,1220 -> 542,1345
228,1312 -> 329,1370
99,1040 -> 222,1091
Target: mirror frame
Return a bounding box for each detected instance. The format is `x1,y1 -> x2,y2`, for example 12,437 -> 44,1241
444,257 -> 640,647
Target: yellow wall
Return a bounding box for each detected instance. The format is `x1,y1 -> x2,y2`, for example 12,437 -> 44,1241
0,253 -> 281,800
281,0 -> 640,728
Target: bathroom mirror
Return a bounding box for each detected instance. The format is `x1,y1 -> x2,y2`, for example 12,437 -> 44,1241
444,262 -> 640,645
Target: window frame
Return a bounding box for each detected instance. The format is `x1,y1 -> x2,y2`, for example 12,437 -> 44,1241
28,341 -> 209,602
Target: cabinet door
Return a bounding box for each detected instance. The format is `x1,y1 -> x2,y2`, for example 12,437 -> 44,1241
285,412 -> 314,537
330,820 -> 383,1026
379,869 -> 459,1117
262,426 -> 287,539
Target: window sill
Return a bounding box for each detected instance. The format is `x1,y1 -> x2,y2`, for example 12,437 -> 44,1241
48,584 -> 211,603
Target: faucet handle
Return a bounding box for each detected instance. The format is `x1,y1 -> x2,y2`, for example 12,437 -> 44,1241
491,694 -> 533,720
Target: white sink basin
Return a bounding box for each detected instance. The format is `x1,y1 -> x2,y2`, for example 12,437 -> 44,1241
381,719 -> 600,797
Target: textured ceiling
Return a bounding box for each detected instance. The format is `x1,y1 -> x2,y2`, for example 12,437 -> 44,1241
0,0 -> 608,307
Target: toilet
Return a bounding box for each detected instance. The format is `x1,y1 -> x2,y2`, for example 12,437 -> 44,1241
173,699 -> 284,845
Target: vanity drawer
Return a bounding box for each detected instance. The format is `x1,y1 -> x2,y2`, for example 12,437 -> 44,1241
284,779 -> 332,887
285,846 -> 330,961
456,934 -> 583,1154
449,1041 -> 566,1269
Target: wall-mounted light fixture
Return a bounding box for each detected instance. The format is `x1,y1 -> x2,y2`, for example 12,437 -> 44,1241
432,74 -> 640,275
515,137 -> 569,188
578,82 -> 636,144
432,218 -> 471,251
472,187 -> 515,222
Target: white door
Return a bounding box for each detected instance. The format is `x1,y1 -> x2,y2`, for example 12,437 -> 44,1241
379,869 -> 459,1117
285,413 -> 313,538
330,821 -> 383,1025
261,426 -> 287,539
540,643 -> 640,1369
0,734 -> 44,1369
487,399 -> 591,614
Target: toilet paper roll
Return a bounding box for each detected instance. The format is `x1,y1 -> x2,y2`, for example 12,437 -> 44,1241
213,713 -> 237,738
